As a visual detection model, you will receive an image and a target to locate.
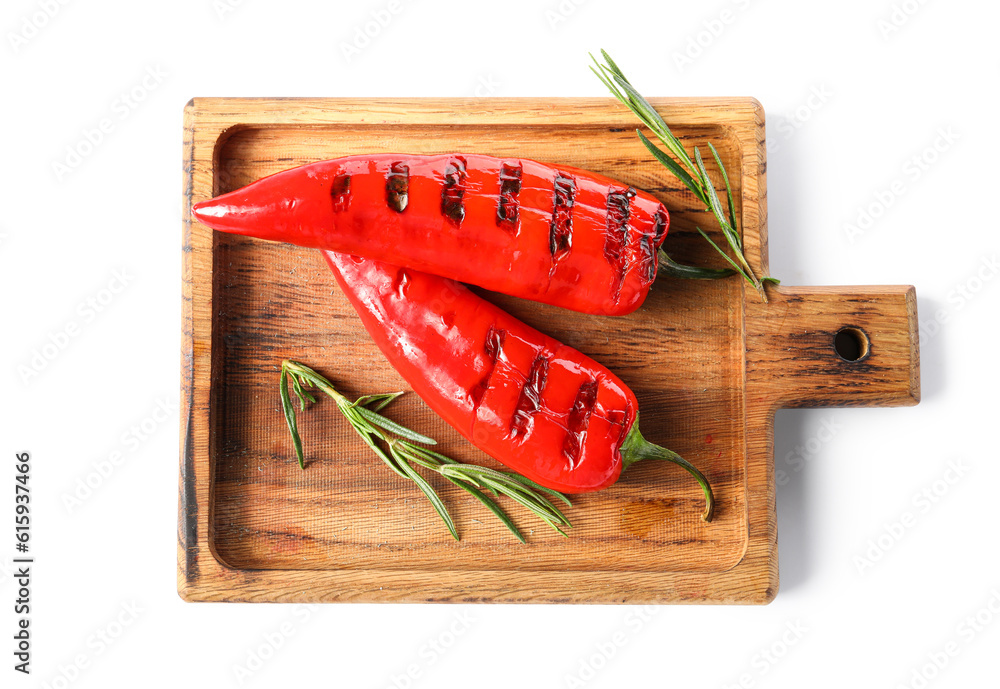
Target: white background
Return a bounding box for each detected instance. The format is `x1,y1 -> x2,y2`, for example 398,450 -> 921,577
3,0 -> 999,687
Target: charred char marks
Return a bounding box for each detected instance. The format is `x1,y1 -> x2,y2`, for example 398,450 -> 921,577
604,187 -> 634,263
653,206 -> 669,244
330,174 -> 352,212
604,186 -> 636,299
608,400 -> 633,446
510,354 -> 549,440
563,380 -> 598,469
496,161 -> 522,232
386,162 -> 409,213
441,157 -> 467,226
484,323 -> 506,362
471,324 -> 507,408
638,234 -> 657,282
549,173 -> 576,261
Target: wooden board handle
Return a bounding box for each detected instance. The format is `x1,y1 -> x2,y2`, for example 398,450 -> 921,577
747,285 -> 920,408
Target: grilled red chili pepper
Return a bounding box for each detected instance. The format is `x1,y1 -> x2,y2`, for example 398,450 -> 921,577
323,250 -> 714,520
192,154 -> 673,316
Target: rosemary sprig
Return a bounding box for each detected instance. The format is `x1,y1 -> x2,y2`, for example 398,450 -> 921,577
590,49 -> 779,301
278,359 -> 572,543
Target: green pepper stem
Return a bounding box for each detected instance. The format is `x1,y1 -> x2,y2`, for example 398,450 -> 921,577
620,418 -> 715,522
658,249 -> 735,281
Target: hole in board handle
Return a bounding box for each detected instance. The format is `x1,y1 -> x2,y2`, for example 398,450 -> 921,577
834,327 -> 870,362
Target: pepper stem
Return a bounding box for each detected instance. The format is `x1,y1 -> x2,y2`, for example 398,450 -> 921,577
620,418 -> 715,522
658,249 -> 735,281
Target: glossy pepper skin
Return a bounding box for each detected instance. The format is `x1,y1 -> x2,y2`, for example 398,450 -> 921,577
322,250 -> 714,527
193,154 -> 670,316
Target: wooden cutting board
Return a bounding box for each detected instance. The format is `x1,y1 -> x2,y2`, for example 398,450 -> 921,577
178,98 -> 919,604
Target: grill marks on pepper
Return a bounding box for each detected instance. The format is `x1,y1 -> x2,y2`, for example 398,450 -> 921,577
608,403 -> 632,447
628,205 -> 668,285
603,186 -> 636,300
638,234 -> 658,282
653,206 -> 669,244
563,380 -> 598,469
470,324 -> 507,409
385,163 -> 409,213
632,207 -> 669,282
549,173 -> 576,262
510,355 -> 549,440
441,157 -> 467,226
330,174 -> 352,212
604,187 -> 634,262
496,161 -> 522,232
469,329 -> 606,461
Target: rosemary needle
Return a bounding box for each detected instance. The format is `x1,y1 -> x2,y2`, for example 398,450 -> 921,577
279,359 -> 572,543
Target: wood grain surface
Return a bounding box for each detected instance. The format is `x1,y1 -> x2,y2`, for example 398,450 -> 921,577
178,98 -> 919,604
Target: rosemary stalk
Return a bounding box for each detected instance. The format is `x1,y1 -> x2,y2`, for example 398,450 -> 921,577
591,49 -> 779,301
279,360 -> 572,543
